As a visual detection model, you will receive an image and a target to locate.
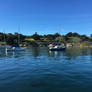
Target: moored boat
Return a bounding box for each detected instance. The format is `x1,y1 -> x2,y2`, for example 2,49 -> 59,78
6,26 -> 26,52
49,44 -> 66,51
6,44 -> 25,52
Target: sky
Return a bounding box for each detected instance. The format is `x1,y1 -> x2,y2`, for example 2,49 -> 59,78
0,0 -> 92,36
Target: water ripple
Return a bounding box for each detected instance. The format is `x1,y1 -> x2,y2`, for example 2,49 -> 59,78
0,47 -> 92,92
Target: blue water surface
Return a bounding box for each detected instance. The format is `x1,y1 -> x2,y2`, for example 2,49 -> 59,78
0,47 -> 92,92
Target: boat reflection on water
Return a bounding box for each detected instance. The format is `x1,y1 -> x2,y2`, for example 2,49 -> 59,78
48,47 -> 92,60
49,50 -> 65,57
1,46 -> 92,59
4,48 -> 26,58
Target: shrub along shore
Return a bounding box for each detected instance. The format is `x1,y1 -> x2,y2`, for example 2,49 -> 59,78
0,32 -> 92,47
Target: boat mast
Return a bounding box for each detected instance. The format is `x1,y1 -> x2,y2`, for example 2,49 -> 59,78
58,24 -> 61,43
59,24 -> 61,35
18,25 -> 20,45
3,29 -> 6,44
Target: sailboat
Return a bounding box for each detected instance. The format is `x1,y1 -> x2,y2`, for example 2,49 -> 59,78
49,43 -> 66,51
6,44 -> 25,52
6,26 -> 25,52
48,25 -> 66,51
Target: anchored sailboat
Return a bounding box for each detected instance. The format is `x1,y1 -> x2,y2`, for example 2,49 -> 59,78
6,26 -> 25,52
48,25 -> 66,51
48,43 -> 66,51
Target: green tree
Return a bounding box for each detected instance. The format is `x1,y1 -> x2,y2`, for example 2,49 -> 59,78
6,33 -> 14,45
80,35 -> 89,41
46,34 -> 55,41
54,33 -> 61,38
72,33 -> 80,37
65,32 -> 73,37
31,32 -> 41,40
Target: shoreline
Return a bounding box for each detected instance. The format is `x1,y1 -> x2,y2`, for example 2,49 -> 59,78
0,41 -> 92,48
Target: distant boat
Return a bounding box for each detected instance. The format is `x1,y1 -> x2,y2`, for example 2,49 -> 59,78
49,44 -> 66,51
48,25 -> 66,51
6,26 -> 25,52
6,44 -> 25,52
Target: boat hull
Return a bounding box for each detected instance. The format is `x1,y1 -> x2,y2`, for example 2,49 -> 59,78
6,48 -> 25,52
49,47 -> 66,51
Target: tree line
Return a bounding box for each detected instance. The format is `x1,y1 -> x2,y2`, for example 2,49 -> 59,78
0,32 -> 92,45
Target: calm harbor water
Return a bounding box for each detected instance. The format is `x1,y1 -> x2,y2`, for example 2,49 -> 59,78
0,47 -> 92,92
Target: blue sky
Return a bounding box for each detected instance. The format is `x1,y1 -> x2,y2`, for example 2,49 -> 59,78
0,0 -> 92,36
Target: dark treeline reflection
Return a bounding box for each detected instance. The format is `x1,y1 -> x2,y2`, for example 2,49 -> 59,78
0,47 -> 92,59
30,47 -> 92,59
31,47 -> 49,58
65,47 -> 90,58
31,47 -> 40,57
